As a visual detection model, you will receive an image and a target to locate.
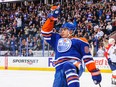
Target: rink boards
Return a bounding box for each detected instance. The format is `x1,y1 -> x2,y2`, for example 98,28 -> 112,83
0,56 -> 111,73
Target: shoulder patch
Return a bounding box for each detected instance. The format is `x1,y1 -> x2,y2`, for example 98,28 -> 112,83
79,37 -> 88,43
72,37 -> 89,44
84,46 -> 90,53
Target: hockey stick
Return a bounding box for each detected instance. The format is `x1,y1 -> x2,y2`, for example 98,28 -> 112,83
98,83 -> 101,87
94,81 -> 101,87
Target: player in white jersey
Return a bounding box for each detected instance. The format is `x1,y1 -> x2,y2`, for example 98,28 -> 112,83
108,38 -> 116,63
105,38 -> 116,86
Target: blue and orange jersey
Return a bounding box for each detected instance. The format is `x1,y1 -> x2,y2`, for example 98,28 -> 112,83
41,18 -> 97,71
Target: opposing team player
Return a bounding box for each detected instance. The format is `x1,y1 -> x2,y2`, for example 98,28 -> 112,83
41,4 -> 102,87
104,38 -> 116,86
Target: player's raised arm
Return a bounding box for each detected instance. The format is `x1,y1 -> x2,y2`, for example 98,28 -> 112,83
41,4 -> 60,34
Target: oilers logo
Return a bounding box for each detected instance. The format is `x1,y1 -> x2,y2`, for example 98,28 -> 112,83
57,38 -> 72,52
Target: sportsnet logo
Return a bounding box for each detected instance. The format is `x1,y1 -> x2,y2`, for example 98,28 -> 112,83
13,59 -> 38,65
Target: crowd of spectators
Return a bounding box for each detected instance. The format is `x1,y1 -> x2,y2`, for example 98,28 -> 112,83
0,0 -> 116,57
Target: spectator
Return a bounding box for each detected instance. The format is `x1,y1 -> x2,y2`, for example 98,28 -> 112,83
0,1 -> 115,57
15,50 -> 19,56
15,15 -> 23,35
106,22 -> 113,35
10,35 -> 16,56
97,44 -> 105,57
28,49 -> 33,56
22,49 -> 27,56
95,27 -> 104,39
111,3 -> 116,12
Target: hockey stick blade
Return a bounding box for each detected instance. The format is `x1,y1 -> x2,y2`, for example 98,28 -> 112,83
98,83 -> 101,87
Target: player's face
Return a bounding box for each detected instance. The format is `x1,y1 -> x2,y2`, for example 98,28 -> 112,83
60,28 -> 70,38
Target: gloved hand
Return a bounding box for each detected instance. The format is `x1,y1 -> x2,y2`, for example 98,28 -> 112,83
108,58 -> 112,64
48,3 -> 61,20
90,68 -> 102,85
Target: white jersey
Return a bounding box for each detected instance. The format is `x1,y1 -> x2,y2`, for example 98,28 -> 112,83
108,45 -> 116,62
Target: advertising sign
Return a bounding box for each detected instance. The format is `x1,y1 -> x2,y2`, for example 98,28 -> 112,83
0,57 -> 111,73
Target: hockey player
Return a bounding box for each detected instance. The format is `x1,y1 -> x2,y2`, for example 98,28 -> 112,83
41,4 -> 102,87
104,38 -> 116,86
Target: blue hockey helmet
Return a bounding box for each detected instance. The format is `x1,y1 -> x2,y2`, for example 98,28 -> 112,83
61,22 -> 76,31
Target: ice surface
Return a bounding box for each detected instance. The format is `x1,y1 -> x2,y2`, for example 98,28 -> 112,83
0,70 -> 112,87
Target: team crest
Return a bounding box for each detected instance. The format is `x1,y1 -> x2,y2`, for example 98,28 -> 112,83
57,38 -> 72,52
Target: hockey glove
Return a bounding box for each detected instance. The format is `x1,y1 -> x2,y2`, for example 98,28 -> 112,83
48,4 -> 61,20
90,68 -> 102,85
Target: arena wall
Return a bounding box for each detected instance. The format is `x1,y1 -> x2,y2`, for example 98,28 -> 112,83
0,57 -> 111,73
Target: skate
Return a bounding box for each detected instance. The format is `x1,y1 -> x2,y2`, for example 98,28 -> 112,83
111,78 -> 116,87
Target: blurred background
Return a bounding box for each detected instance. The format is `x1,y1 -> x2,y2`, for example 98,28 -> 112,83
0,0 -> 115,57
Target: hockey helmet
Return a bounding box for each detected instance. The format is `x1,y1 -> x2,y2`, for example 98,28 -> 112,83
61,22 -> 76,31
108,38 -> 115,44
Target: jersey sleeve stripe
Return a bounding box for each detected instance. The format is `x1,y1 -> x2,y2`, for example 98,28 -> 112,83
44,37 -> 51,40
42,34 -> 52,37
41,30 -> 53,34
